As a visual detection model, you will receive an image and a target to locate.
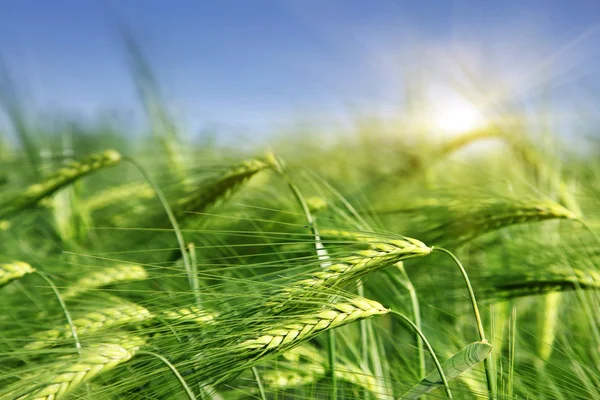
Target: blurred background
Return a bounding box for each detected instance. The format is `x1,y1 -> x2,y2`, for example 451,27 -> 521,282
1,0 -> 599,150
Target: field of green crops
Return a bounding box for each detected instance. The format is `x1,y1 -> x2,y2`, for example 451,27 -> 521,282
1,57 -> 600,400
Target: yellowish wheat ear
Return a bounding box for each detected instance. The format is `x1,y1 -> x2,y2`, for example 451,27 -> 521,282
280,236 -> 431,296
0,261 -> 35,288
161,306 -> 217,325
320,228 -> 383,244
0,150 -> 122,219
18,335 -> 145,400
25,304 -> 152,350
306,196 -> 328,214
241,297 -> 388,354
62,264 -> 147,300
82,182 -> 154,212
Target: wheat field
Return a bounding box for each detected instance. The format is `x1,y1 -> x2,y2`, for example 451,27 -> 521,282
1,42 -> 600,400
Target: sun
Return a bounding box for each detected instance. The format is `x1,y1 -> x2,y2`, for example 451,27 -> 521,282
427,87 -> 485,137
433,104 -> 483,135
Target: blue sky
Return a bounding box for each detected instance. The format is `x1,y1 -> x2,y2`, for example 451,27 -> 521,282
1,0 -> 600,139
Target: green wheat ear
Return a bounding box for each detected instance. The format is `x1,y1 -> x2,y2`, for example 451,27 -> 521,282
279,236 -> 431,297
415,198 -> 577,247
25,304 -> 152,350
14,335 -> 145,400
81,182 -> 154,212
161,306 -> 217,325
0,150 -> 122,219
238,297 -> 388,355
164,155 -> 273,261
489,267 -> 600,300
62,264 -> 148,300
173,156 -> 273,222
402,341 -> 493,399
0,261 -> 35,288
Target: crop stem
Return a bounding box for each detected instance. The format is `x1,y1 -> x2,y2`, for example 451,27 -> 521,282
124,157 -> 199,304
252,367 -> 267,400
137,350 -> 196,400
390,310 -> 452,398
433,247 -> 496,399
36,271 -> 81,354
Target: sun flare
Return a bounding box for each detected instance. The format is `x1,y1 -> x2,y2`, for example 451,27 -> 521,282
428,87 -> 485,136
434,104 -> 483,135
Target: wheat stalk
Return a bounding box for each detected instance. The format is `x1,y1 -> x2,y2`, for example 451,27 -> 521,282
15,335 -> 145,400
25,304 -> 152,350
0,261 -> 35,288
62,264 -> 147,300
0,150 -> 122,219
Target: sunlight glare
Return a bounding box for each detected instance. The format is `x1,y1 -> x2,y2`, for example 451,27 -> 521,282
433,101 -> 483,135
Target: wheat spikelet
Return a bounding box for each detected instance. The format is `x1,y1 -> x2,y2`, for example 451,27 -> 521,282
161,306 -> 216,324
0,150 -> 122,219
239,297 -> 388,354
15,335 -> 145,400
281,237 -> 430,296
320,228 -> 385,244
0,261 -> 34,288
62,264 -> 147,300
81,182 -> 154,212
25,304 -> 152,350
173,157 -> 272,221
